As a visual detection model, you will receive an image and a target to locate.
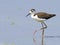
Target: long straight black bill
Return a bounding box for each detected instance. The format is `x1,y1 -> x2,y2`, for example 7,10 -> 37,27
26,13 -> 31,17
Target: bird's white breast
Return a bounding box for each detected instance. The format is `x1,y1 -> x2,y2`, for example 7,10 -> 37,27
31,14 -> 46,22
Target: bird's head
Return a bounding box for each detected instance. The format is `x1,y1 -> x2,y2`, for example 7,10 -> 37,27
26,9 -> 36,17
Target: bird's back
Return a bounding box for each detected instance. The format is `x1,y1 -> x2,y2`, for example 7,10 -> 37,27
34,12 -> 56,19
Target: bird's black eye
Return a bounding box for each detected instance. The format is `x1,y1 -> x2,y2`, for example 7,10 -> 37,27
31,10 -> 34,12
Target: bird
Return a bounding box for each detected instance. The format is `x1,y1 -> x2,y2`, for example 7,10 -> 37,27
26,9 -> 56,30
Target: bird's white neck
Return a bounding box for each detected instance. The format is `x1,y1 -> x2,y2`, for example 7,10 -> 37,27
30,11 -> 36,18
31,13 -> 37,19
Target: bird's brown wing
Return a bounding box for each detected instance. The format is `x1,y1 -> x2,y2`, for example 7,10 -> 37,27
35,12 -> 56,19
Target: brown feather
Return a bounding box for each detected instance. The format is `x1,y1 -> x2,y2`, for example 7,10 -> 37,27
34,12 -> 56,19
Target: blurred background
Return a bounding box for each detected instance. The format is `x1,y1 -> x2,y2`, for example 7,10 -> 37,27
0,0 -> 60,45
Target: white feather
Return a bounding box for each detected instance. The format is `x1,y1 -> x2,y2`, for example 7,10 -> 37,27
31,14 -> 46,22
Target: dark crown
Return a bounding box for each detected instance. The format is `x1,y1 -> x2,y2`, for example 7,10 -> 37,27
30,9 -> 35,12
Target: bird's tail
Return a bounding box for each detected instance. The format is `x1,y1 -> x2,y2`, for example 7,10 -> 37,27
46,14 -> 56,19
49,14 -> 56,18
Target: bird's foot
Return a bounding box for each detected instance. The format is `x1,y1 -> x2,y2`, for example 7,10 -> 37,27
40,27 -> 47,30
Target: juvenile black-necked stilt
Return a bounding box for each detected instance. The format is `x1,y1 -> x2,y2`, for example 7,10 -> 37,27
26,9 -> 56,45
26,9 -> 56,30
